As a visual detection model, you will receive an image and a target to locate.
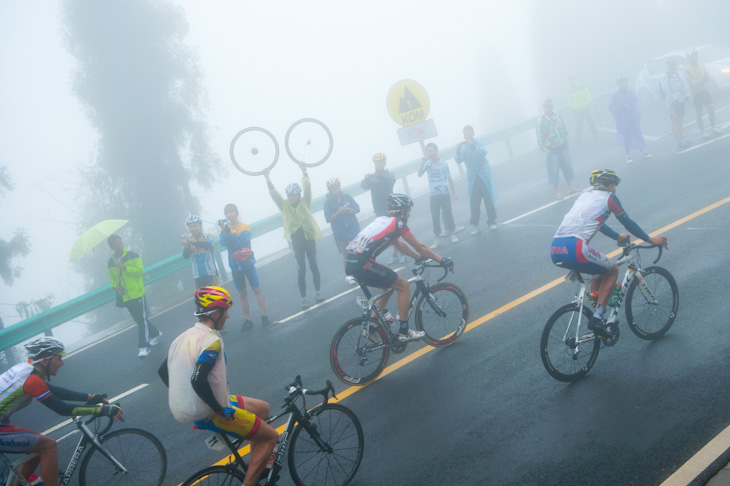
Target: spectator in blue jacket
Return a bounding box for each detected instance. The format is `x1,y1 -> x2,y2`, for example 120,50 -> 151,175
219,203 -> 270,329
455,125 -> 498,234
323,177 -> 361,267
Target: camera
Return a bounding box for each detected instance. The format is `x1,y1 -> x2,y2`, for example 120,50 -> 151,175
218,219 -> 229,228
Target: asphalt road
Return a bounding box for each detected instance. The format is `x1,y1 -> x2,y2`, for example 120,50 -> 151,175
10,99 -> 730,486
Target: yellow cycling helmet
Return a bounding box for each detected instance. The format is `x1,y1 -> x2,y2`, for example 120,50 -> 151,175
372,153 -> 387,162
590,169 -> 621,189
194,286 -> 232,316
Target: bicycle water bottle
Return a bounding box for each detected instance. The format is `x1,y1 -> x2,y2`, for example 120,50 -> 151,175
608,283 -> 622,307
265,443 -> 279,470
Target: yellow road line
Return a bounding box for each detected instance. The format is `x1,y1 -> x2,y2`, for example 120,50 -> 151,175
201,194 -> 730,479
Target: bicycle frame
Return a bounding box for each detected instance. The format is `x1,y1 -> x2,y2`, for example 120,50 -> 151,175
1,417 -> 114,486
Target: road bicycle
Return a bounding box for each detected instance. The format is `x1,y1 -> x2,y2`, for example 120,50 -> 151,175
182,375 -> 363,486
229,126 -> 280,176
330,260 -> 469,386
541,243 -> 679,382
284,118 -> 333,167
0,409 -> 167,486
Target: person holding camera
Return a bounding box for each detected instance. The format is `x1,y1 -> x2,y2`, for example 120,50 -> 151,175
219,203 -> 270,329
181,215 -> 219,289
323,177 -> 361,267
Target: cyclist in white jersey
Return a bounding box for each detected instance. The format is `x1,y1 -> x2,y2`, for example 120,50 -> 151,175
345,193 -> 454,342
550,169 -> 668,338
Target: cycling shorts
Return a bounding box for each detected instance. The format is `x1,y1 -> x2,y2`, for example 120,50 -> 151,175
692,89 -> 712,107
345,253 -> 397,289
194,395 -> 262,440
232,268 -> 259,291
550,236 -> 612,275
0,424 -> 40,453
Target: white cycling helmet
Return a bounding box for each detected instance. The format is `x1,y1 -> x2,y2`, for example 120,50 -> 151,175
286,183 -> 302,196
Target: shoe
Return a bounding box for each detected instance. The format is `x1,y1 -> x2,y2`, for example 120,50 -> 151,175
315,292 -> 325,303
382,310 -> 395,322
678,140 -> 690,149
138,347 -> 150,358
149,332 -> 162,346
398,329 -> 426,342
702,131 -> 711,140
555,194 -> 564,200
489,224 -> 497,230
627,156 -> 633,164
470,225 -> 480,235
398,255 -> 407,263
641,152 -> 653,160
261,315 -> 271,326
242,319 -> 253,331
713,127 -> 723,135
301,298 -> 309,310
450,233 -> 459,243
430,238 -> 441,249
387,256 -> 398,264
586,316 -> 612,339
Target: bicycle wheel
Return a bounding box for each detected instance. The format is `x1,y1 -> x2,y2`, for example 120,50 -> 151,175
288,403 -> 364,486
625,266 -> 679,340
181,465 -> 246,486
415,283 -> 469,347
79,428 -> 167,486
285,118 -> 333,167
229,127 -> 279,176
330,317 -> 390,386
540,304 -> 600,382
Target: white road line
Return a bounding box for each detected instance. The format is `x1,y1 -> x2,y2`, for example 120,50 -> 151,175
678,131 -> 730,154
659,423 -> 730,486
40,383 -> 149,435
501,190 -> 584,225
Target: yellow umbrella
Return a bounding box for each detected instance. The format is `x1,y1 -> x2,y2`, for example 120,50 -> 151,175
69,219 -> 129,262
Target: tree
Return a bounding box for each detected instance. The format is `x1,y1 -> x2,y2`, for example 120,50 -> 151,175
62,0 -> 222,269
0,165 -> 31,286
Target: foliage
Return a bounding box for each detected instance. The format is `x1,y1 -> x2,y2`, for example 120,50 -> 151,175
0,165 -> 31,286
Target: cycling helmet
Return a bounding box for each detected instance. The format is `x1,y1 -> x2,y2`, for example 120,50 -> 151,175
194,286 -> 232,317
686,48 -> 698,57
186,215 -> 202,225
25,337 -> 67,361
590,169 -> 621,189
372,153 -> 387,162
387,193 -> 414,212
285,183 -> 302,196
326,177 -> 340,188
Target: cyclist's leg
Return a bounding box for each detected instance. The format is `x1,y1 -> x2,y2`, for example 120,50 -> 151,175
292,237 -> 307,297
304,239 -> 321,291
232,270 -> 251,320
1,426 -> 56,486
351,257 -> 398,318
392,275 -> 411,333
229,395 -> 276,485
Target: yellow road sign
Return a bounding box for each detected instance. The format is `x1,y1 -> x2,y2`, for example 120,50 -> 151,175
386,80 -> 430,127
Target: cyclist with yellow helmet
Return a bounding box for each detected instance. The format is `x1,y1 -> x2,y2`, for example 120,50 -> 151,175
0,337 -> 121,486
550,169 -> 668,338
159,286 -> 278,486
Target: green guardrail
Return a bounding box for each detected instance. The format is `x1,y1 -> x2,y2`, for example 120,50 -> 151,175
0,89 -> 616,353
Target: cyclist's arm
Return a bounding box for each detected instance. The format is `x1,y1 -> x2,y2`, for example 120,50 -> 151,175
599,223 -> 620,240
302,173 -> 312,206
24,375 -> 107,417
401,232 -> 442,262
190,342 -> 225,414
267,181 -> 284,210
608,194 -> 651,242
46,383 -> 90,402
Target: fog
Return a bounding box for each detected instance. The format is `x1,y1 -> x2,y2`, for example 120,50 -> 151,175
1,0 -> 728,326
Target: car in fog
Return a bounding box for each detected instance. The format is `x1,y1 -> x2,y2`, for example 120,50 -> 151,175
635,44 -> 730,106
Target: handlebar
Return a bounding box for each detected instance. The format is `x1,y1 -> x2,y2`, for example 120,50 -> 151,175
620,242 -> 664,264
412,259 -> 450,282
284,375 -> 337,407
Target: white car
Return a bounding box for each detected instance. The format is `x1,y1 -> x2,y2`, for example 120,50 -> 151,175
635,44 -> 730,106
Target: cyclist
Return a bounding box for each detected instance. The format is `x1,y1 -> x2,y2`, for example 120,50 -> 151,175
345,193 -> 455,342
0,338 -> 121,486
158,286 -> 278,486
181,215 -> 219,289
550,169 -> 668,338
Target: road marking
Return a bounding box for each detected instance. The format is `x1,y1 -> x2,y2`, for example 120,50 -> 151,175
204,194 -> 730,478
659,424 -> 730,486
501,189 -> 584,225
597,126 -> 665,141
41,383 -> 149,435
678,128 -> 730,154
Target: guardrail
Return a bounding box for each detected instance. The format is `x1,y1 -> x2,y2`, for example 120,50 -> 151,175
0,89 -> 616,354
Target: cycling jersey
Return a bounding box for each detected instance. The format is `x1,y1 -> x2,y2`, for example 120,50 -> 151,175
554,189 -> 624,243
166,323 -> 229,423
183,233 -> 218,279
346,216 -> 411,260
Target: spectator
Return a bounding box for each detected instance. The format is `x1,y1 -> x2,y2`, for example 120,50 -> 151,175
569,77 -> 598,144
181,215 -> 219,289
685,48 -> 723,140
417,142 -> 459,248
455,125 -> 498,234
660,57 -> 691,150
264,165 -> 324,310
219,204 -> 270,329
608,75 -> 652,164
362,153 -> 405,263
107,234 -> 161,358
536,99 -> 579,200
323,177 -> 361,267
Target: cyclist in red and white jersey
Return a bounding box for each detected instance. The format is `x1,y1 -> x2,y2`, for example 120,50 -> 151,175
550,169 -> 668,338
345,193 -> 454,342
0,338 -> 121,486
